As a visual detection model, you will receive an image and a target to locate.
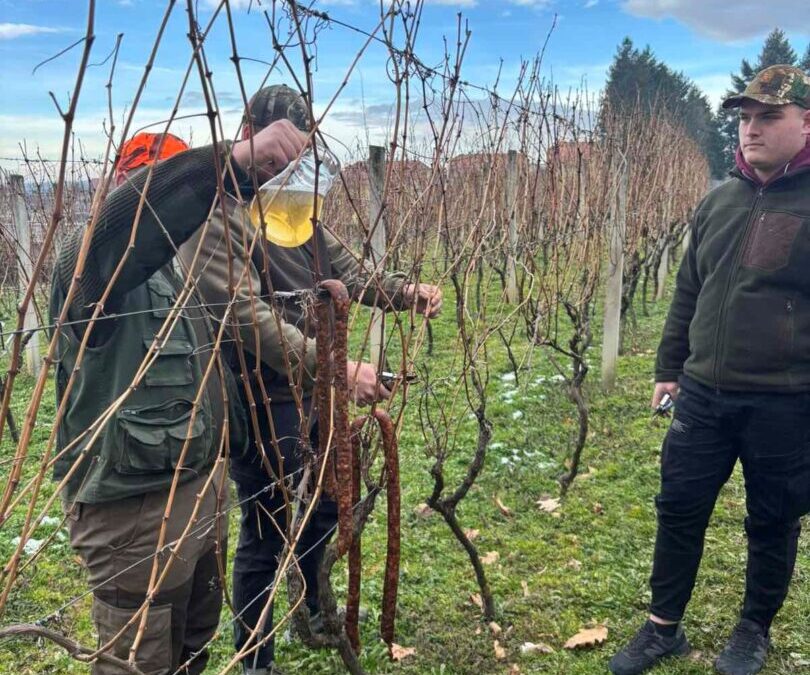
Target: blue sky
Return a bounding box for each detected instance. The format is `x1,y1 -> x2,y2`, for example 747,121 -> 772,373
0,0 -> 808,164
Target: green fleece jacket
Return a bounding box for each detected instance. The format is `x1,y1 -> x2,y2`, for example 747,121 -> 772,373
656,163 -> 810,391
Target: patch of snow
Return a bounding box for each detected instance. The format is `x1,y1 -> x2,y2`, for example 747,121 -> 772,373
11,537 -> 45,556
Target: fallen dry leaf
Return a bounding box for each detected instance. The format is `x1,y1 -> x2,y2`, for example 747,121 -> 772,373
536,497 -> 561,513
592,502 -> 604,515
488,621 -> 502,636
390,643 -> 417,661
508,665 -> 521,675
414,503 -> 434,518
464,528 -> 480,541
494,495 -> 513,517
520,641 -> 555,655
563,625 -> 608,650
580,466 -> 599,480
520,580 -> 530,597
494,640 -> 507,660
566,558 -> 583,571
481,550 -> 500,565
470,592 -> 483,609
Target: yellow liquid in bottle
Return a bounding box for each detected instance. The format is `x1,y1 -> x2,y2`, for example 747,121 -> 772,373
248,188 -> 321,247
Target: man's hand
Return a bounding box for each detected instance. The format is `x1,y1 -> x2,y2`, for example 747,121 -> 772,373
231,119 -> 308,182
347,360 -> 391,407
403,283 -> 443,319
652,381 -> 679,409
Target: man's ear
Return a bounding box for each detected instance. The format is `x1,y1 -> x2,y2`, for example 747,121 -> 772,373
803,108 -> 810,138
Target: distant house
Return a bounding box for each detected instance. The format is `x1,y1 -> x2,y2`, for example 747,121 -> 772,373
545,141 -> 593,168
323,157 -> 433,246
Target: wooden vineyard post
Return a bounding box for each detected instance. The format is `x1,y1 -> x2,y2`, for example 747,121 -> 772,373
601,161 -> 627,390
505,149 -> 519,304
367,145 -> 387,370
9,175 -> 41,377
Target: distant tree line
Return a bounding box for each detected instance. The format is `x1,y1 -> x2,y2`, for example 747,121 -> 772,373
603,29 -> 810,180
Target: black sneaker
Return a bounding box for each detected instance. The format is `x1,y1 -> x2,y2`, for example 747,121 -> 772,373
609,620 -> 690,675
715,619 -> 769,675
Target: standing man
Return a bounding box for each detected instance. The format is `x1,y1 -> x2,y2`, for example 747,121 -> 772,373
179,84 -> 442,675
610,65 -> 810,675
53,121 -> 307,674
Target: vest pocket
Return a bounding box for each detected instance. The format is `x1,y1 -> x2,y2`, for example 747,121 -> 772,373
143,337 -> 195,387
116,398 -> 210,474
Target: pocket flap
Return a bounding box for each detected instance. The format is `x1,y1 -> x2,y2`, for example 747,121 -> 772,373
118,419 -> 167,446
167,413 -> 206,441
143,337 -> 194,356
146,277 -> 175,297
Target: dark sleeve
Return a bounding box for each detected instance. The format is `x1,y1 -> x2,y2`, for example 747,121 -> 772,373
54,144 -> 245,323
655,203 -> 704,382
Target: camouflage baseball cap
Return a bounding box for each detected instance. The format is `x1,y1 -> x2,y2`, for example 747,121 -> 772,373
722,64 -> 810,109
243,84 -> 310,132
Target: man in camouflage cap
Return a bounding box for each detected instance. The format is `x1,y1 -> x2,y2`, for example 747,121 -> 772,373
610,65 -> 810,675
179,84 -> 442,674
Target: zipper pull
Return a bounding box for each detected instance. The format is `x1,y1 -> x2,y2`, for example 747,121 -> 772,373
786,300 -> 793,313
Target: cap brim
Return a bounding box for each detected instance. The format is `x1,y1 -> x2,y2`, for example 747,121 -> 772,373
722,93 -> 790,109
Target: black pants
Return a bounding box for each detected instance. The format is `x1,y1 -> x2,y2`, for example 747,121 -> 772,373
230,398 -> 338,669
650,376 -> 810,629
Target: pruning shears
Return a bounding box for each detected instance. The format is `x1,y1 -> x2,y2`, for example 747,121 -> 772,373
652,392 -> 674,418
379,371 -> 419,389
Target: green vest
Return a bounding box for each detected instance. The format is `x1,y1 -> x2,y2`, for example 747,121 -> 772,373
52,269 -> 245,503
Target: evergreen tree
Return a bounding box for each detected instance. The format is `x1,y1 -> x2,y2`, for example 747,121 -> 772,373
717,28 -> 800,173
758,28 -> 798,68
603,38 -> 725,177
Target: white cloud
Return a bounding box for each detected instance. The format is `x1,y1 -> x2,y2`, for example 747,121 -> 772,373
0,23 -> 63,40
584,0 -> 598,7
424,0 -> 479,6
201,0 -> 259,9
622,0 -> 810,42
201,0 -> 554,11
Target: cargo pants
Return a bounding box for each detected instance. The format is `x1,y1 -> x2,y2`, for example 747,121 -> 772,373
67,467 -> 227,675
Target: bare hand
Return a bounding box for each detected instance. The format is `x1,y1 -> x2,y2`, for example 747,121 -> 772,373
347,360 -> 391,407
652,381 -> 679,409
403,283 -> 443,318
231,119 -> 308,182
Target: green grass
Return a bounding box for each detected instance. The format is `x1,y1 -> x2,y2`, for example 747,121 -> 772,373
0,277 -> 807,675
